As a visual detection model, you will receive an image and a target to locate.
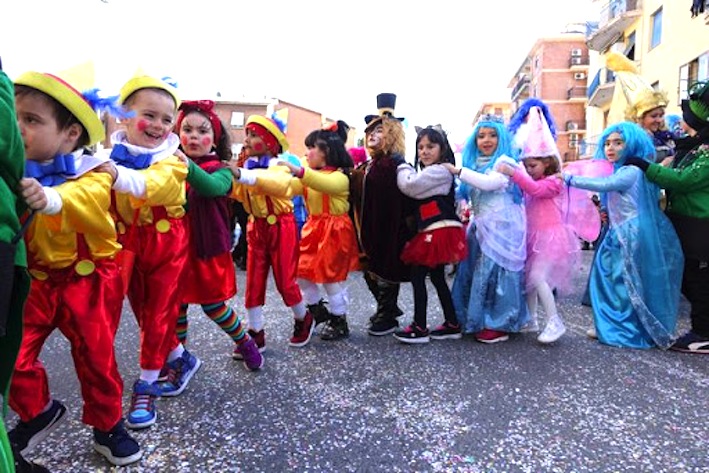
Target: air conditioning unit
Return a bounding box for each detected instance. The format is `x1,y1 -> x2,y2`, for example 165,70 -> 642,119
571,57 -> 584,66
574,72 -> 587,80
571,48 -> 583,57
567,121 -> 579,131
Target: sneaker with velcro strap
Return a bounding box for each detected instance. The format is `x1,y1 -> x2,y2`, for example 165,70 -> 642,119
9,399 -> 67,456
93,419 -> 142,466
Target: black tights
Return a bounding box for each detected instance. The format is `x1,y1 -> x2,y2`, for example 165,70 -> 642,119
411,264 -> 457,328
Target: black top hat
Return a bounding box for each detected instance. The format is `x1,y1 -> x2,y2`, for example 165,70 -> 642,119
364,93 -> 405,132
681,81 -> 709,132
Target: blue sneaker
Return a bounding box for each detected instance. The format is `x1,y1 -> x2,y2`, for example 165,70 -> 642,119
159,350 -> 202,397
93,419 -> 142,466
125,380 -> 161,430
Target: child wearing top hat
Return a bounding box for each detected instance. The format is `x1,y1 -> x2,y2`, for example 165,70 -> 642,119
350,93 -> 415,336
102,71 -> 199,430
228,114 -> 316,352
625,80 -> 709,354
8,62 -> 142,467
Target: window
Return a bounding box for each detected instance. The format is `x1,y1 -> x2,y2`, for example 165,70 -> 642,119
230,111 -> 244,128
679,52 -> 709,101
650,8 -> 662,49
624,31 -> 636,60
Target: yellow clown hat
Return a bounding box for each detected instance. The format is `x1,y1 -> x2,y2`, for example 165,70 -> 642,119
118,68 -> 180,107
15,61 -> 106,145
246,114 -> 289,153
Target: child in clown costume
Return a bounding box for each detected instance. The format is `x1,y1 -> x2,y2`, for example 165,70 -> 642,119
228,115 -> 316,352
103,72 -> 198,429
8,64 -> 141,467
171,100 -> 263,370
278,120 -> 360,340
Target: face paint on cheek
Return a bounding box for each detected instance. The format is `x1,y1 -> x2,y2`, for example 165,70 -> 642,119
137,120 -> 149,132
253,142 -> 265,153
201,136 -> 213,147
181,136 -> 190,147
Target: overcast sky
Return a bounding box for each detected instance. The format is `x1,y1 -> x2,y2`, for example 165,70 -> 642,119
3,0 -> 596,146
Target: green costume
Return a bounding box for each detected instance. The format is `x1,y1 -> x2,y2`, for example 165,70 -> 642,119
0,69 -> 30,473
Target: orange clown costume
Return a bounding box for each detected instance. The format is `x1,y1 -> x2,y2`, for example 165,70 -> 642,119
9,66 -> 126,438
230,115 -> 314,350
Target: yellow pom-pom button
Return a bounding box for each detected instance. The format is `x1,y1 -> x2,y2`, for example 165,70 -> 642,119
266,214 -> 277,225
75,260 -> 96,276
29,269 -> 48,281
155,219 -> 171,233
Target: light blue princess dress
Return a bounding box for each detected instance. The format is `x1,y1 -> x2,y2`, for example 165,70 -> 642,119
451,156 -> 529,334
569,165 -> 683,349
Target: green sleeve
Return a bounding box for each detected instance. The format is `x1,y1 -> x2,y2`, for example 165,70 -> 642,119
187,160 -> 233,197
646,161 -> 708,193
0,71 -> 24,200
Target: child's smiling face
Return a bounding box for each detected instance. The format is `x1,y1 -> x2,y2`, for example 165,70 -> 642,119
123,89 -> 176,149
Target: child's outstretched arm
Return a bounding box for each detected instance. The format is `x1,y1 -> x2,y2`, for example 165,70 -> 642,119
565,166 -> 636,193
442,162 -> 508,191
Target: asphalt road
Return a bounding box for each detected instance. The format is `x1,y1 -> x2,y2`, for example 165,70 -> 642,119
10,251 -> 708,472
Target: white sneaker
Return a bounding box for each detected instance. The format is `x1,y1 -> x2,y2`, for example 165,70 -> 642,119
586,326 -> 597,339
520,317 -> 539,333
538,316 -> 566,344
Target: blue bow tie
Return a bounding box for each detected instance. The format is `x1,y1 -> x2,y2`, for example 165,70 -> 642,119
245,156 -> 271,170
110,144 -> 153,170
24,154 -> 77,186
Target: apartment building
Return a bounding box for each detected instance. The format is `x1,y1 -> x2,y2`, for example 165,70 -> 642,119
585,0 -> 709,155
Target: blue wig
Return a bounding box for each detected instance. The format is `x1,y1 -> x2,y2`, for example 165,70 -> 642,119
459,118 -> 520,201
594,121 -> 655,171
508,98 -> 558,140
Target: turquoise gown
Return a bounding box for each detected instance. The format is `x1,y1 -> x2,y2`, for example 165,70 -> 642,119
571,166 -> 683,349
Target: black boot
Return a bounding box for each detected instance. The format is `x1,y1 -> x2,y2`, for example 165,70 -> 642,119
368,280 -> 402,336
320,315 -> 350,341
307,299 -> 331,326
363,272 -> 380,323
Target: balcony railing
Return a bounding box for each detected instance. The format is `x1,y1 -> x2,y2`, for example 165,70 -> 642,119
568,86 -> 588,100
510,76 -> 530,101
587,0 -> 641,51
599,0 -> 639,28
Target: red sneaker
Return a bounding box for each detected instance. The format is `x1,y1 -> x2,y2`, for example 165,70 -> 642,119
475,328 -> 509,344
289,311 -> 315,347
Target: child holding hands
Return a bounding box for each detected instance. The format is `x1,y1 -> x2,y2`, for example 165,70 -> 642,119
444,116 -> 529,343
278,120 -> 360,340
565,122 -> 683,349
393,126 -> 467,343
498,106 -> 579,344
9,64 -> 141,466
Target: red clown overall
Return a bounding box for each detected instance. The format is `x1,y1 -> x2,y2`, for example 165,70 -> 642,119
11,168 -> 124,432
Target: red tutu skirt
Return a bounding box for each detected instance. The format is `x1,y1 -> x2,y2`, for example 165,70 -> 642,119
181,250 -> 237,304
298,214 -> 359,283
401,226 -> 467,268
